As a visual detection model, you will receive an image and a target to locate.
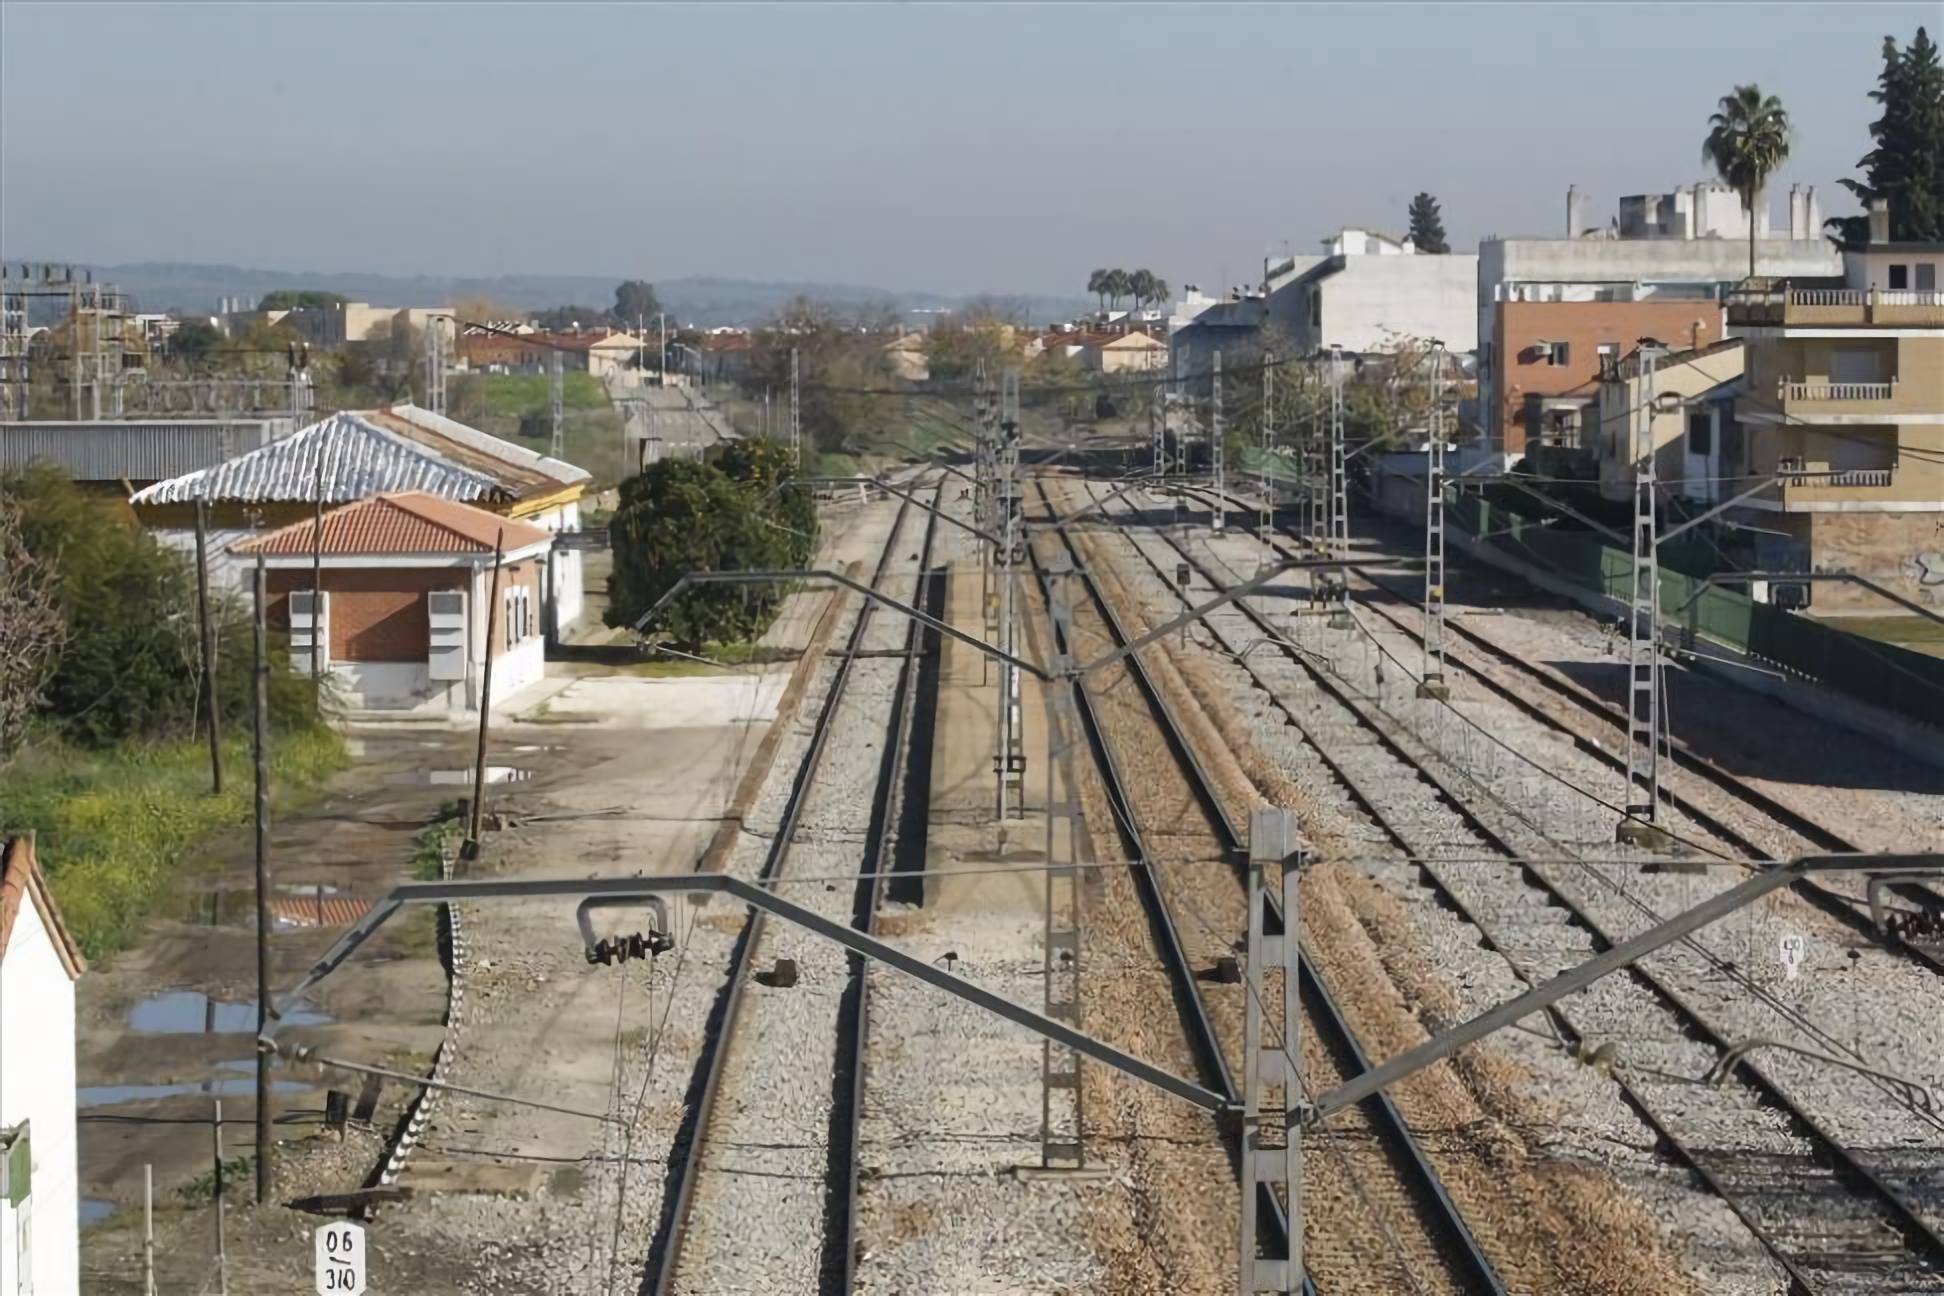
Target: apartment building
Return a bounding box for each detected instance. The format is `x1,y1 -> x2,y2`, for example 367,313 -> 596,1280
1724,202 -> 1944,610
1480,185 -> 1841,455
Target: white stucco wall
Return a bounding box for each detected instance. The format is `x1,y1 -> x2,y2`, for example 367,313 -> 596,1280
1268,256 -> 1478,356
521,500 -> 585,634
0,899 -> 80,1296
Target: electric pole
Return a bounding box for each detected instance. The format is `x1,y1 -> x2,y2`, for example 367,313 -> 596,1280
549,349 -> 564,461
1418,340 -> 1450,699
194,500 -> 223,794
1210,349 -> 1225,532
1260,354 -> 1274,546
1241,809 -> 1302,1296
790,346 -> 801,465
1324,345 -> 1350,626
1618,340 -> 1666,846
251,554 -> 273,1204
426,316 -> 447,416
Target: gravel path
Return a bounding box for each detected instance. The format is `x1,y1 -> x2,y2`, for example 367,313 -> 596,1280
670,497 -> 929,1294
1081,485 -> 1944,1291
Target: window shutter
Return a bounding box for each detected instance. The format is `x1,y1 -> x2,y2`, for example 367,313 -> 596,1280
4,1123 -> 30,1206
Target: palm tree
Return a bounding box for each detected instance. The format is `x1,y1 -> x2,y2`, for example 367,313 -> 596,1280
1703,84 -> 1791,280
1128,269 -> 1156,312
1087,268 -> 1110,313
1103,269 -> 1132,313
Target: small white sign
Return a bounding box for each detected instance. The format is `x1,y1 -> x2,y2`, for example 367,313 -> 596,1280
315,1221 -> 367,1296
1778,932 -> 1807,981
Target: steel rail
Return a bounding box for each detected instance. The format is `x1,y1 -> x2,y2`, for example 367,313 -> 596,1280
1032,479 -> 1506,1295
831,488 -> 942,1293
647,492 -> 919,1296
1096,481 -> 1944,1289
1200,480 -> 1943,975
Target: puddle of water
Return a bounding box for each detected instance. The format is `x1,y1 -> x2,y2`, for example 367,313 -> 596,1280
79,1198 -> 116,1227
78,1076 -> 309,1108
127,991 -> 331,1035
385,766 -> 533,787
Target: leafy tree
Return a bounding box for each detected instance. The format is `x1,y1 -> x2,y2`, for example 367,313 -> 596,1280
613,280 -> 662,330
605,439 -> 816,648
1,466 -> 316,746
168,320 -> 221,363
741,296 -> 902,454
924,299 -> 1025,384
1407,193 -> 1451,253
1702,84 -> 1791,278
1831,27 -> 1944,244
258,290 -> 349,311
0,494 -> 64,765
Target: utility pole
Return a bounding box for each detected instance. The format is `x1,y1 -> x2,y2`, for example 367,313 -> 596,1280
143,1163 -> 155,1296
789,346 -> 801,465
1618,340 -> 1666,847
1259,354 -> 1274,546
1305,360 -> 1328,558
194,500 -> 223,794
1418,340 -> 1450,699
426,317 -> 447,416
211,1098 -> 228,1295
549,350 -> 564,462
995,369 -> 1024,819
1210,350 -> 1225,532
1241,809 -> 1303,1296
1151,364 -> 1166,478
462,530 -> 507,861
251,554 -> 273,1205
1324,345 -> 1351,627
310,451 -> 325,686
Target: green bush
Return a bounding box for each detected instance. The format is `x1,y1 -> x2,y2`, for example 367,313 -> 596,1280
1,465 -> 318,747
0,729 -> 346,959
605,437 -> 816,649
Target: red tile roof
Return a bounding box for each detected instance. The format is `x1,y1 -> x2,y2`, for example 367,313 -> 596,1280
232,491 -> 552,557
1,835 -> 86,980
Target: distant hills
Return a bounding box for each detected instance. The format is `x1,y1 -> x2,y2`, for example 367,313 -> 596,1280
13,261 -> 1092,328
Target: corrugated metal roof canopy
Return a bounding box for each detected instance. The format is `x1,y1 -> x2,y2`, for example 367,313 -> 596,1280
232,491 -> 552,556
130,404 -> 589,507
0,419 -> 291,484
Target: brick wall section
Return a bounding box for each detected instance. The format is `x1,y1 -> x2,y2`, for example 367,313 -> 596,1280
1494,300 -> 1725,452
266,560 -> 542,663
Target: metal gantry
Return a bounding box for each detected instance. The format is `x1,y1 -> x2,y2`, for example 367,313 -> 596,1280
548,349 -> 565,461
1040,552 -> 1085,1166
1259,355 -> 1275,548
1618,341 -> 1666,845
426,316 -> 448,417
1418,339 -> 1450,699
790,346 -> 802,465
1152,358 -> 1168,477
995,369 -> 1026,819
1322,346 -> 1351,624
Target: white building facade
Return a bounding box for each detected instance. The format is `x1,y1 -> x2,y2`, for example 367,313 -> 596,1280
1,837 -> 84,1296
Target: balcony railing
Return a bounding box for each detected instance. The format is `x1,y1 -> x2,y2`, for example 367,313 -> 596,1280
1727,283 -> 1944,326
1780,379 -> 1896,402
1777,460 -> 1895,489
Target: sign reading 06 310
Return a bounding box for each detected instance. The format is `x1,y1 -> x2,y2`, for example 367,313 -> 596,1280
315,1220 -> 367,1296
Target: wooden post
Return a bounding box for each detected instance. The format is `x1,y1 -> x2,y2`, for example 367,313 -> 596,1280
462,529 -> 506,861
251,553 -> 273,1204
212,1098 -> 228,1295
195,499 -> 223,793
310,451 -> 324,687
143,1163 -> 155,1296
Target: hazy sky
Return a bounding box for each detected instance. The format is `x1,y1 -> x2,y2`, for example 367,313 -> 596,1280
1,2 -> 1932,297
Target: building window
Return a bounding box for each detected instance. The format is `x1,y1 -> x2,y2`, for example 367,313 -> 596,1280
1918,263 -> 1938,291
1547,341 -> 1570,366
504,586 -> 531,648
1308,290 -> 1321,328
1887,264 -> 1909,290
1686,410 -> 1713,456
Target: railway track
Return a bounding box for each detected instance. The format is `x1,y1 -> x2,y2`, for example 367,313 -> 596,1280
1028,479 -> 1506,1295
1194,484 -> 1944,977
647,487 -> 934,1295
1078,475 -> 1944,1294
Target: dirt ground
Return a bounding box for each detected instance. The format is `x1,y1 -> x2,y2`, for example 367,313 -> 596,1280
73,548 -> 835,1294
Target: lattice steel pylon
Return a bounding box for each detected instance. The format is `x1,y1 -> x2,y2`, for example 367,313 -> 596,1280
1210,349 -> 1226,532
1323,345 -> 1351,625
1040,551 -> 1085,1168
1259,355 -> 1275,548
1304,363 -> 1328,559
1151,364 -> 1167,477
426,317 -> 448,416
549,350 -> 564,461
790,346 -> 801,465
1418,340 -> 1450,699
995,368 -> 1026,820
1617,341 -> 1666,847
1241,808 -> 1303,1296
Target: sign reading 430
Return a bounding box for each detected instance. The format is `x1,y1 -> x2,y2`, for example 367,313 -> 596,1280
315,1221 -> 367,1296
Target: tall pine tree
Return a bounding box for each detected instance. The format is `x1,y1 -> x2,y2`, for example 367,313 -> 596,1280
1407,192 -> 1450,253
1832,27 -> 1944,244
